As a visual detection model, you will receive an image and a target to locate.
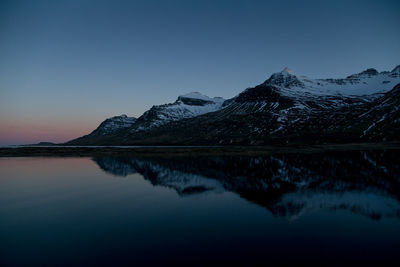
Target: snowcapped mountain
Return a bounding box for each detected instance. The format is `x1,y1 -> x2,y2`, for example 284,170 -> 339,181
66,64 -> 400,145
88,114 -> 136,136
264,65 -> 400,97
67,114 -> 136,144
67,92 -> 225,145
129,92 -> 225,132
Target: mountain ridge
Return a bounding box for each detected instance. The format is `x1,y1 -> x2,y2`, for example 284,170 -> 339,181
66,65 -> 400,145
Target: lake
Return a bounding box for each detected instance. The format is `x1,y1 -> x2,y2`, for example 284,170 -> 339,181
1,150 -> 400,266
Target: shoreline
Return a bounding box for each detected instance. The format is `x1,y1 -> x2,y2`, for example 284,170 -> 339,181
1,142 -> 400,157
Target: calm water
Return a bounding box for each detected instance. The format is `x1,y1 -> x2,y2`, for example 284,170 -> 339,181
1,151 -> 400,266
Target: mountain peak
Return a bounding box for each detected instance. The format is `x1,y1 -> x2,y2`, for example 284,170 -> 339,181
264,67 -> 304,88
392,65 -> 400,73
346,68 -> 379,79
179,92 -> 213,101
281,67 -> 296,75
360,68 -> 378,75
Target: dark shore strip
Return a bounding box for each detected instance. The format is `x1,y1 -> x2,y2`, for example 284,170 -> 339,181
1,142 -> 400,157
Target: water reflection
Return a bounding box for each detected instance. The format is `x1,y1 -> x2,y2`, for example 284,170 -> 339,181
92,150 -> 400,221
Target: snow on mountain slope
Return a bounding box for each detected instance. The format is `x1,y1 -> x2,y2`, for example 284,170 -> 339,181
120,81 -> 399,145
130,92 -> 225,132
66,93 -> 226,144
90,114 -> 136,136
264,65 -> 400,97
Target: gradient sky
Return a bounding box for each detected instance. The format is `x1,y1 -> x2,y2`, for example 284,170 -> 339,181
0,0 -> 399,145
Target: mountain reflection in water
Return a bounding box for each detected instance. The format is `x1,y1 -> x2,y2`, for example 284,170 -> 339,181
93,150 -> 400,221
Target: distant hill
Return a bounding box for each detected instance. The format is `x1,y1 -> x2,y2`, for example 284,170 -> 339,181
23,142 -> 56,146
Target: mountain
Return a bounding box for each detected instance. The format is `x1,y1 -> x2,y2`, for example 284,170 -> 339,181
92,114 -> 137,136
128,92 -> 225,133
264,66 -> 399,97
23,142 -> 56,146
70,114 -> 136,144
67,92 -> 225,145
66,65 -> 400,145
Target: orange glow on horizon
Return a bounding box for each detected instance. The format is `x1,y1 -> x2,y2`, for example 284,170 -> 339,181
0,118 -> 97,145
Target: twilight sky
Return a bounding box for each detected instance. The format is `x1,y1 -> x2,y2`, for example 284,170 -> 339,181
0,0 -> 399,145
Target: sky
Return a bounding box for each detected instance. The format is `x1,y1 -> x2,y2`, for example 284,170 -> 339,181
0,0 -> 399,145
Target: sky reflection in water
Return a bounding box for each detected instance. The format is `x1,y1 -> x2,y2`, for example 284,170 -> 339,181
1,151 -> 400,265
